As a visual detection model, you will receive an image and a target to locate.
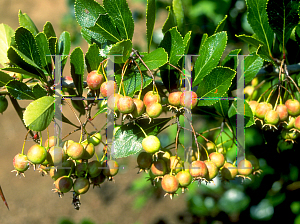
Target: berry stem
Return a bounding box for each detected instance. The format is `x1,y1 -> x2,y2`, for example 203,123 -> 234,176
39,131 -> 43,147
168,63 -> 191,90
133,60 -> 144,100
97,59 -> 108,82
21,130 -> 31,155
135,123 -> 147,138
119,60 -> 129,96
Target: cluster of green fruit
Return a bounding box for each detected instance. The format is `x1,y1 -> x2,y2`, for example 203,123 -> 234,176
248,98 -> 300,151
12,133 -> 119,200
136,136 -> 261,198
87,70 -> 198,119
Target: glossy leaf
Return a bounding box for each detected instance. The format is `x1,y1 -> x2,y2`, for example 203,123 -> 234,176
0,70 -> 13,87
159,27 -> 184,66
267,0 -> 299,47
146,0 -> 156,53
103,0 -> 134,40
214,93 -> 229,117
80,27 -> 108,47
172,0 -> 184,31
162,6 -> 176,34
35,32 -> 52,74
43,21 -> 56,39
113,118 -> 171,159
85,43 -> 105,73
196,67 -> 236,106
0,24 -> 14,67
32,83 -> 47,99
18,10 -> 39,35
108,39 -> 132,64
244,55 -> 264,85
139,48 -> 168,71
93,100 -> 107,119
183,31 -> 192,54
58,31 -> 71,69
23,96 -> 55,131
198,33 -> 208,55
48,37 -> 57,56
2,67 -> 40,80
221,49 -> 241,70
228,100 -> 255,129
70,47 -> 84,97
75,0 -> 106,28
215,15 -> 227,33
194,32 -> 227,87
6,80 -> 35,100
246,0 -> 273,58
236,34 -> 264,50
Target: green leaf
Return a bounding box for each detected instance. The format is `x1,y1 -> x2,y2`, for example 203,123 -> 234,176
115,70 -> 152,97
108,39 -> 132,64
296,24 -> 300,46
214,93 -> 229,117
113,118 -> 171,159
183,31 -> 192,54
15,27 -> 42,68
58,31 -> 71,69
246,0 -> 274,58
85,43 -> 104,73
80,27 -> 108,47
146,0 -> 156,53
35,32 -> 52,74
103,0 -> 134,40
244,55 -> 264,85
198,33 -> 208,55
62,114 -> 80,128
2,67 -> 40,80
87,14 -> 121,43
7,47 -> 45,80
196,67 -> 236,106
228,100 -> 255,129
172,0 -> 184,31
6,80 -> 35,100
162,6 -> 176,34
23,96 -> 55,131
0,70 -> 13,87
75,0 -> 106,28
159,27 -> 184,66
48,37 -> 57,56
221,49 -> 241,70
257,45 -> 274,63
32,83 -> 47,99
18,10 -> 39,35
236,34 -> 264,49
43,21 -> 56,39
70,47 -> 84,97
194,32 -> 227,87
215,15 -> 228,33
139,48 -> 168,71
0,23 -> 14,67
93,100 -> 107,119
267,0 -> 299,47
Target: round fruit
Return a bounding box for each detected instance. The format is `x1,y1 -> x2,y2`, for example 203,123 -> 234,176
277,139 -> 294,151
132,98 -> 145,117
44,136 -> 58,148
13,153 -> 29,172
142,135 -> 161,153
86,70 -> 104,90
206,142 -> 216,153
62,160 -> 75,175
294,115 -> 300,130
255,102 -> 272,119
0,96 -> 8,113
168,91 -> 182,107
49,166 -> 67,180
189,161 -> 208,178
103,160 -> 119,177
47,146 -> 66,166
62,140 -> 74,154
81,142 -> 95,160
150,159 -> 167,176
67,142 -> 85,160
247,155 -> 260,171
87,160 -> 102,178
264,110 -> 279,125
209,152 -> 225,168
276,104 -> 289,121
237,159 -> 253,176
248,101 -> 259,115
161,175 -> 179,193
143,91 -> 161,107
220,162 -> 238,180
87,131 -> 102,146
137,152 -> 152,169
251,77 -> 259,87
91,173 -> 106,186
27,144 -> 47,164
176,170 -> 192,188
75,162 -> 88,177
146,102 -> 163,118
204,160 -> 218,180
283,116 -> 295,129
108,93 -> 123,111
117,96 -> 135,114
281,129 -> 300,140
244,86 -> 255,97
54,176 -> 73,193
285,99 -> 300,116
180,91 -> 198,109
73,177 -> 90,195
100,81 -> 118,97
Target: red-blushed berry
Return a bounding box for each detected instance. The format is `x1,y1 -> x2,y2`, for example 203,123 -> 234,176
100,81 -> 118,97
117,96 -> 135,114
47,146 -> 67,166
54,176 -> 73,193
189,160 -> 208,178
180,91 -> 198,109
81,142 -> 95,160
176,170 -> 192,193
209,152 -> 225,169
102,160 -> 119,177
44,136 -> 58,148
264,110 -> 279,125
285,99 -> 300,116
276,104 -> 289,121
294,115 -> 300,130
146,102 -> 163,118
161,174 -> 179,194
150,159 -> 167,177
13,153 -> 29,172
108,93 -> 123,111
86,70 -> 104,90
67,142 -> 85,160
168,91 -> 182,107
255,102 -> 272,119
143,91 -> 161,107
204,160 -> 218,181
248,100 -> 259,115
132,98 -> 145,117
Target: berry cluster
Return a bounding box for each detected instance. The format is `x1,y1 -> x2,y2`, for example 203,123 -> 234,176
136,138 -> 261,199
12,134 -> 119,210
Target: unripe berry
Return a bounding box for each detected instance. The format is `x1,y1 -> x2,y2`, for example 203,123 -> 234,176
54,176 -> 73,193
73,177 -> 90,194
87,131 -> 102,146
86,70 -> 104,90
13,153 -> 29,172
161,174 -> 179,193
108,93 -> 123,111
117,96 -> 135,114
150,159 -> 167,176
189,160 -> 207,178
276,104 -> 289,121
204,160 -> 218,180
137,152 -> 152,169
67,142 -> 85,160
220,162 -> 238,180
143,91 -> 161,107
132,98 -> 145,117
283,116 -> 295,129
237,159 -> 253,176
103,160 -> 119,177
81,142 -> 95,160
27,144 -> 47,164
0,96 -> 8,113
44,136 -> 58,148
168,91 -> 182,107
100,81 -> 118,97
264,110 -> 279,125
255,102 -> 272,119
146,102 -> 163,118
285,99 -> 300,116
248,101 -> 259,115
142,135 -> 161,154
180,91 -> 198,109
209,152 -> 225,168
176,170 -> 192,188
